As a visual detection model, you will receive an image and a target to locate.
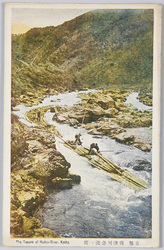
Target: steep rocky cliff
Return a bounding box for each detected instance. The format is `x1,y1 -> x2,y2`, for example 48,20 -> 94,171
11,114 -> 80,237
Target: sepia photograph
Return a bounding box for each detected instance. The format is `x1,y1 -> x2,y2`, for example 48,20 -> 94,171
3,3 -> 161,247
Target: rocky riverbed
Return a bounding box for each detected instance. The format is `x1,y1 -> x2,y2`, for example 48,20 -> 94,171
11,88 -> 152,238
11,114 -> 81,238
51,90 -> 152,151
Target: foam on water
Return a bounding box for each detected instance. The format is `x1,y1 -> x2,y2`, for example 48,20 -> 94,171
43,104 -> 152,238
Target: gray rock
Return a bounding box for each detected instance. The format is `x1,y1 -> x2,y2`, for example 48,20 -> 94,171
69,174 -> 81,184
51,177 -> 72,189
132,165 -> 145,171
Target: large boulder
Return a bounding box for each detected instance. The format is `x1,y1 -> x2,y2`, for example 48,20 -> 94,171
115,132 -> 135,144
17,189 -> 46,214
30,162 -> 70,184
69,174 -> 81,184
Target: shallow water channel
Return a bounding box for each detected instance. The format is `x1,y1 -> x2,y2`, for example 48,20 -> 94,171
13,90 -> 152,238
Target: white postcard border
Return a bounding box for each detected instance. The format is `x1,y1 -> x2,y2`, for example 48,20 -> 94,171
3,3 -> 162,247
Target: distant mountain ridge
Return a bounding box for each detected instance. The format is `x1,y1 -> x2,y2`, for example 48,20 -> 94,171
12,9 -> 153,98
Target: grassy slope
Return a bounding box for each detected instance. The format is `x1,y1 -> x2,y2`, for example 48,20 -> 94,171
12,9 -> 153,98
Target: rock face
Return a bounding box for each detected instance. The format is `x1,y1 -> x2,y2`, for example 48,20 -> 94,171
11,114 -> 81,238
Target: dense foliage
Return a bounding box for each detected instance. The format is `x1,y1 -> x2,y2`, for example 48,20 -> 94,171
12,9 -> 153,97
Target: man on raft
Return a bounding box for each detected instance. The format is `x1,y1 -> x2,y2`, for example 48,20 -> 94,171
75,133 -> 82,145
89,143 -> 100,154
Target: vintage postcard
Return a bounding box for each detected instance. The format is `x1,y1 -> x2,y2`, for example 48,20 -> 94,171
3,3 -> 161,247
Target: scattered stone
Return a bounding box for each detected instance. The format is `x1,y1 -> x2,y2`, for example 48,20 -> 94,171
50,90 -> 152,151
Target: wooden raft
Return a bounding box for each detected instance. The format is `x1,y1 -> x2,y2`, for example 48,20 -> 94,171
64,142 -> 149,191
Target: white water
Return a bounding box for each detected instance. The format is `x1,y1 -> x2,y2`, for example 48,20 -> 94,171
125,92 -> 152,111
13,90 -> 152,238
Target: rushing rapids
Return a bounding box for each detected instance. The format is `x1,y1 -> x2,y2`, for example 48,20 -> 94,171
13,90 -> 152,238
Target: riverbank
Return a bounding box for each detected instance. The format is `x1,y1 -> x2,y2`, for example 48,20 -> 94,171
11,114 -> 81,238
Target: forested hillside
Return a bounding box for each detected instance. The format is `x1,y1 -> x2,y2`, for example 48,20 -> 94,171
12,9 -> 153,98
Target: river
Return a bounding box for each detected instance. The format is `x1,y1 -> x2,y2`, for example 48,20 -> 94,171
13,90 -> 152,239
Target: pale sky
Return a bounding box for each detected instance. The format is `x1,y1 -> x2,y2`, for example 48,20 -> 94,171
11,8 -> 92,34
